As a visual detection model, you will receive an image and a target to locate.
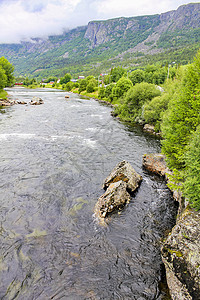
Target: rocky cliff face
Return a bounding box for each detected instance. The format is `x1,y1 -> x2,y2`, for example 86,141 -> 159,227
1,3 -> 200,77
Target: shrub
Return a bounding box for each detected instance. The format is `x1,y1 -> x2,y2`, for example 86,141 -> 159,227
184,125 -> 200,210
123,82 -> 161,121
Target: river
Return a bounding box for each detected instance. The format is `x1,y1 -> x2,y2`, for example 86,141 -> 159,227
0,88 -> 177,299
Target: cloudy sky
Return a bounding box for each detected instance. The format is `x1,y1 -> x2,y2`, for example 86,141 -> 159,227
0,0 -> 199,43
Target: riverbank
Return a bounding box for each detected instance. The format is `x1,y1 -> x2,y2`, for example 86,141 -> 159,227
143,153 -> 200,299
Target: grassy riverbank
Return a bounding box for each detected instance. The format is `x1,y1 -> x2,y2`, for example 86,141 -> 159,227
0,90 -> 8,99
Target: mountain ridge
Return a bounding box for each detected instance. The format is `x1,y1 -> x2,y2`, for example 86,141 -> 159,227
1,2 -> 200,78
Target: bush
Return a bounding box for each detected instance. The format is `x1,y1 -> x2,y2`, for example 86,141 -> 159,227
129,69 -> 145,85
98,86 -> 105,99
184,125 -> 200,210
86,78 -> 97,93
111,77 -> 133,100
143,93 -> 169,131
123,82 -> 161,121
78,79 -> 87,93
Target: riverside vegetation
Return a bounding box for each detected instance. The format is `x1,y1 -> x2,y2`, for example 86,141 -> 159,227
11,49 -> 200,211
2,49 -> 200,210
1,51 -> 200,298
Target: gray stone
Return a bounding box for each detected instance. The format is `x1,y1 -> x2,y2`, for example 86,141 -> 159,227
30,97 -> 44,105
103,160 -> 142,193
161,208 -> 200,300
96,180 -> 131,218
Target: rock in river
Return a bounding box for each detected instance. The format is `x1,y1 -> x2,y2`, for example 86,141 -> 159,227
94,161 -> 142,222
103,160 -> 142,193
30,97 -> 44,105
97,180 -> 131,218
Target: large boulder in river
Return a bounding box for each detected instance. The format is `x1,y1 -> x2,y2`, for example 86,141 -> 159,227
30,97 -> 44,105
94,161 -> 142,222
103,160 -> 142,193
96,180 -> 131,218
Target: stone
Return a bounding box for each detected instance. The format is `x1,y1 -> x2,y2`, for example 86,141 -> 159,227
17,100 -> 27,105
143,124 -> 156,133
103,160 -> 142,193
161,208 -> 200,300
95,180 -> 131,218
142,153 -> 169,177
30,97 -> 44,105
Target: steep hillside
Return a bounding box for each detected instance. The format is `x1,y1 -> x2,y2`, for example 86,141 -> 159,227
0,3 -> 200,78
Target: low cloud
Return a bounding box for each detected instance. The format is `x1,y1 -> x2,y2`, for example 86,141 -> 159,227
0,0 -> 199,43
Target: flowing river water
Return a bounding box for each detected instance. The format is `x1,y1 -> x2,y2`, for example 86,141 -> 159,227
0,88 -> 178,300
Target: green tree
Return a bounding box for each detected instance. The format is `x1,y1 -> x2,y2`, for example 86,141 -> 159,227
112,77 -> 133,100
111,67 -> 126,82
0,66 -> 7,90
98,86 -> 105,99
86,78 -> 97,93
184,125 -> 200,210
78,79 -> 87,93
161,61 -> 200,172
0,57 -> 14,86
143,93 -> 169,131
129,69 -> 145,85
60,73 -> 71,84
105,83 -> 115,99
123,82 -> 161,121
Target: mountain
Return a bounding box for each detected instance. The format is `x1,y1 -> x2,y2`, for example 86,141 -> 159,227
1,3 -> 200,78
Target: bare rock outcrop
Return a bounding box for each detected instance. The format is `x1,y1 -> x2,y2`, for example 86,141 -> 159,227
142,153 -> 200,299
161,208 -> 200,300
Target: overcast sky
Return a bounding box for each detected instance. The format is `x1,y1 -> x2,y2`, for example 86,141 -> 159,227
0,0 -> 199,43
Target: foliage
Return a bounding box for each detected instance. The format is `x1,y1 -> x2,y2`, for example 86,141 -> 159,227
143,93 -> 169,131
0,56 -> 14,86
184,125 -> 200,210
60,73 -> 71,84
98,86 -> 105,99
44,76 -> 57,83
117,82 -> 161,122
23,77 -> 37,86
86,78 -> 97,93
111,77 -> 133,100
105,83 -> 115,99
129,69 -> 145,85
0,66 -> 7,90
161,57 -> 200,172
78,79 -> 87,93
65,81 -> 74,91
111,67 -> 126,82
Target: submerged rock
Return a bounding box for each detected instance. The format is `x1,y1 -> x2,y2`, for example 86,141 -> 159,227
161,208 -> 200,300
103,160 -> 142,193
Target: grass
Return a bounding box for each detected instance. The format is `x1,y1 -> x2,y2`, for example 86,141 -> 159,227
0,90 -> 8,99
